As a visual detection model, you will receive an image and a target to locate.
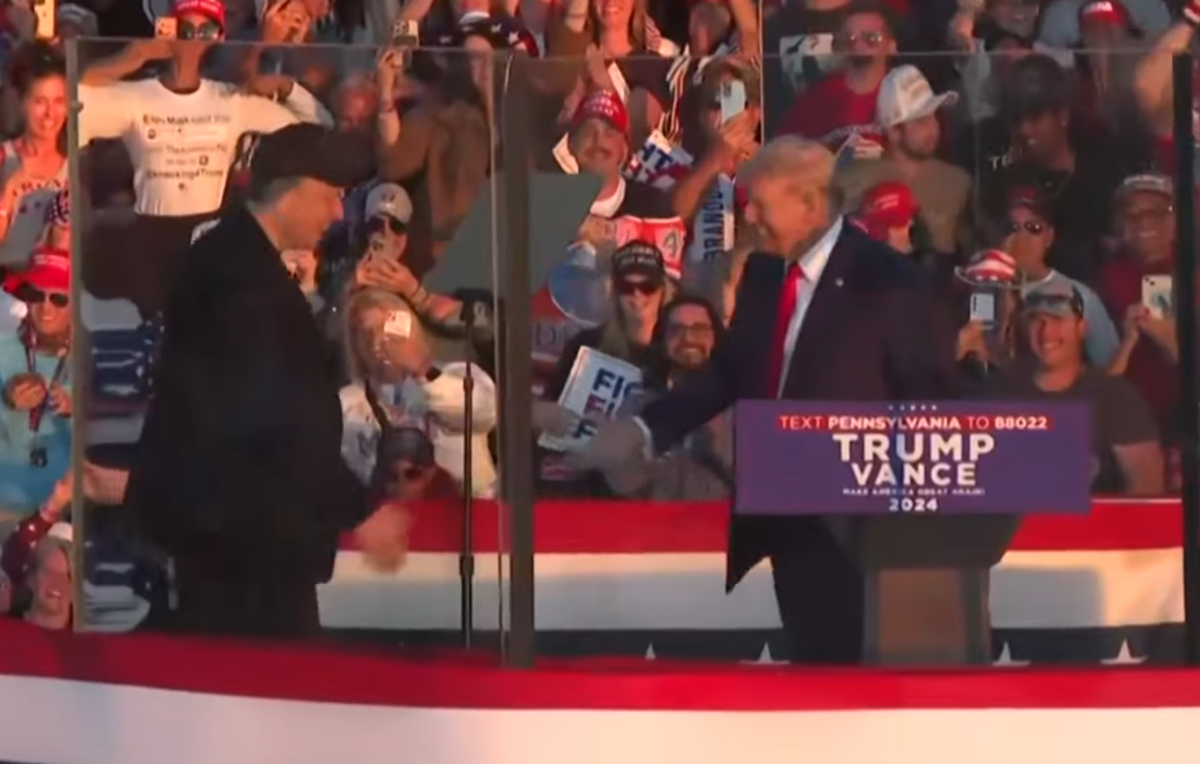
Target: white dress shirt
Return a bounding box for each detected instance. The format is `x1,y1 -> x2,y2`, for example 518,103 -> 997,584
630,217 -> 844,455
775,216 -> 843,395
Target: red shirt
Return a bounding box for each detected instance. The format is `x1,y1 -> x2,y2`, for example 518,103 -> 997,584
778,73 -> 883,152
1096,254 -> 1179,439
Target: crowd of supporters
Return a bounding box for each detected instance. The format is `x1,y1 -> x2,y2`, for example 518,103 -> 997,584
0,0 -> 1193,637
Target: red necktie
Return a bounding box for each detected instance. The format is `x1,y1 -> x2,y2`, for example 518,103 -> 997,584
766,262 -> 802,397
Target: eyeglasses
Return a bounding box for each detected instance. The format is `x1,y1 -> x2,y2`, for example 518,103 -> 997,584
616,280 -> 661,296
178,20 -> 223,40
366,216 -> 408,236
17,286 -> 68,308
834,31 -> 886,48
667,322 -> 714,339
1004,220 -> 1046,235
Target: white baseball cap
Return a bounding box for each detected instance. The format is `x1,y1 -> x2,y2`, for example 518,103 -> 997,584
876,65 -> 959,129
364,183 -> 414,225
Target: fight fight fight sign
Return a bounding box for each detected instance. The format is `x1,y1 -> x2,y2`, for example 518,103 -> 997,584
539,347 -> 644,453
733,401 -> 1092,516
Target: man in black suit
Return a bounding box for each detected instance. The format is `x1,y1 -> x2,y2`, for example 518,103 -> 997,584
579,136 -> 958,663
124,124 -> 410,640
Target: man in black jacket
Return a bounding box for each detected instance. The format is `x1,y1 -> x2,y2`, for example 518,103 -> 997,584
123,124 -> 409,640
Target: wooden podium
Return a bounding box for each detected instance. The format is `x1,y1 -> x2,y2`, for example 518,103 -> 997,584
824,514 -> 1019,665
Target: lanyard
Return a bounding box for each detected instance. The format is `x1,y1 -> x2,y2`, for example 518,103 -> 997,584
24,335 -> 68,437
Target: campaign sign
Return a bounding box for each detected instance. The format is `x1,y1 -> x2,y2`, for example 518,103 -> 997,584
540,347 -> 644,453
733,401 -> 1092,516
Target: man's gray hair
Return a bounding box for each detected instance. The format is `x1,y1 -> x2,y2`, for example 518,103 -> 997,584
247,176 -> 304,207
738,137 -> 837,200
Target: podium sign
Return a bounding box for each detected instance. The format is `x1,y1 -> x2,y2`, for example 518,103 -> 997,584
733,400 -> 1092,516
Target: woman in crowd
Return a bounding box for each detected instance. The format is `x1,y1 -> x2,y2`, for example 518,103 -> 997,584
340,289 -> 498,498
544,240 -> 671,401
553,0 -> 674,145
0,41 -> 67,266
0,248 -> 72,520
21,531 -> 72,630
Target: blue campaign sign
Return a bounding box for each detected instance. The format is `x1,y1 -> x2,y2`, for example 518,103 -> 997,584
733,400 -> 1092,516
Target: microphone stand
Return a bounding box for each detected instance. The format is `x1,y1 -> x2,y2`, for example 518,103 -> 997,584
455,293 -> 485,650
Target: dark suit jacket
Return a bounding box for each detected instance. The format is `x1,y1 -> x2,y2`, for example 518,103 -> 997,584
123,206 -> 368,585
639,222 -> 959,590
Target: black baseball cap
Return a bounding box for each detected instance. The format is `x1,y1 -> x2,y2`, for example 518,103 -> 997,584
248,123 -> 375,196
1023,279 -> 1085,319
612,240 -> 666,282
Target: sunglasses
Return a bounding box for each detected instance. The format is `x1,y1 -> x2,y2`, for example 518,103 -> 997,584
17,286 -> 68,308
616,280 -> 661,296
834,31 -> 885,47
366,216 -> 408,236
1004,220 -> 1046,235
178,19 -> 223,40
397,464 -> 429,481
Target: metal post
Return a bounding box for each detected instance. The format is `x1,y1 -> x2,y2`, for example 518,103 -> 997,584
500,56 -> 537,668
66,39 -> 89,634
1171,52 -> 1200,665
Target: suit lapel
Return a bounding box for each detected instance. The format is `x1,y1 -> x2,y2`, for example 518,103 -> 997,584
782,226 -> 858,396
737,254 -> 786,398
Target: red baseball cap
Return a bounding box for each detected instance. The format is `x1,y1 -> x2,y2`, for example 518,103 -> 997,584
858,181 -> 918,230
1079,0 -> 1132,29
571,89 -> 630,136
5,247 -> 70,296
172,0 -> 226,28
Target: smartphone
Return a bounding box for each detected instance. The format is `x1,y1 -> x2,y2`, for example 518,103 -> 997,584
1142,275 -> 1173,319
719,79 -> 747,124
154,17 -> 178,39
390,17 -> 419,48
383,309 -> 412,339
969,292 -> 996,325
32,0 -> 55,40
834,133 -> 860,169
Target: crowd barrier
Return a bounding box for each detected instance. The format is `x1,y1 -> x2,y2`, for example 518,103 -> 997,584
309,497 -> 1185,663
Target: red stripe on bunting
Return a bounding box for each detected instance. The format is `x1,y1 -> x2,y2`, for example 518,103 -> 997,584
1,619 -> 1200,711
355,499 -> 1183,554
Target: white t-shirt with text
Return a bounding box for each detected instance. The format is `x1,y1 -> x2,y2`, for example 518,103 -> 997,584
78,78 -> 331,217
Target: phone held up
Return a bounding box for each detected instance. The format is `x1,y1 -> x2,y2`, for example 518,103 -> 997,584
32,0 -> 55,40
1141,275 -> 1173,320
719,79 -> 746,125
968,291 -> 996,327
391,18 -> 419,48
155,16 -> 178,38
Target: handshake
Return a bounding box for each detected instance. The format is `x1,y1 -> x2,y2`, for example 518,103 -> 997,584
567,417 -> 653,473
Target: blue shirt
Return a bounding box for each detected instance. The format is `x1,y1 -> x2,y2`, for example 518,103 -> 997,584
0,333 -> 71,512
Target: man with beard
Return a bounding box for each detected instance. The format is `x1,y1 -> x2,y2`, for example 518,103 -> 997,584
569,90 -> 687,281
837,65 -> 973,257
601,295 -> 732,500
777,1 -> 897,156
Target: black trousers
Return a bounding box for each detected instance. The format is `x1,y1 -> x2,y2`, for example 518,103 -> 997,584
769,527 -> 865,665
169,565 -> 322,641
